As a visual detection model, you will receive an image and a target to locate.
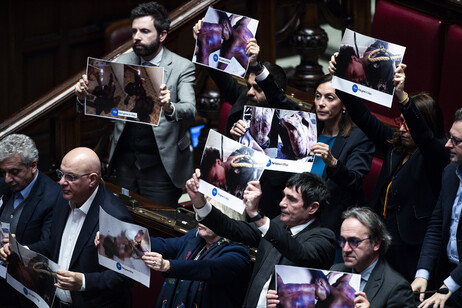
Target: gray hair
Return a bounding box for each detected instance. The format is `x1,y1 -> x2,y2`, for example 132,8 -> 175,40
0,134 -> 39,165
455,108 -> 462,122
342,207 -> 392,256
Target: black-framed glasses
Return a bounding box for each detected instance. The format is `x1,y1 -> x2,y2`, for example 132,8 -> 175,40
337,237 -> 370,249
446,133 -> 462,147
56,169 -> 91,182
394,117 -> 409,132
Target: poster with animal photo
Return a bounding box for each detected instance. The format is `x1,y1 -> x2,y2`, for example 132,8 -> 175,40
0,222 -> 9,278
241,106 -> 317,173
6,235 -> 58,308
98,207 -> 151,287
198,130 -> 269,214
275,265 -> 361,308
332,28 -> 406,108
192,7 -> 259,77
84,57 -> 163,125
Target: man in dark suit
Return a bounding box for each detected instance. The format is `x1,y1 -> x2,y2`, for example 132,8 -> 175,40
186,170 -> 336,308
76,2 -> 196,207
3,147 -> 133,307
330,207 -> 415,308
412,108 -> 462,308
0,134 -> 63,306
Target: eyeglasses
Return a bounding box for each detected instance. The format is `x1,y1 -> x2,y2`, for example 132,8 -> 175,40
394,117 -> 408,132
56,169 -> 91,182
337,237 -> 370,249
446,133 -> 462,147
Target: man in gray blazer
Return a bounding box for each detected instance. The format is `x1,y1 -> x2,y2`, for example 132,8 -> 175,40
331,207 -> 416,308
75,2 -> 196,207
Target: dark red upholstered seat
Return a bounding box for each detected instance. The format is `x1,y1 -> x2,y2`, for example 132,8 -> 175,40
370,0 -> 444,121
218,102 -> 233,135
437,24 -> 462,131
363,156 -> 383,202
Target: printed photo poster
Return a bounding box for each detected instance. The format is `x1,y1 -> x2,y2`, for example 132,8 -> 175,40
198,129 -> 269,214
332,28 -> 406,108
6,235 -> 58,308
192,7 -> 259,78
275,265 -> 361,308
85,57 -> 163,125
98,207 -> 151,287
0,222 -> 10,278
241,106 -> 317,173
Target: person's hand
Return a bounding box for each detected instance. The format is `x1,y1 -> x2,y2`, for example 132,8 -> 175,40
2,233 -> 10,246
94,231 -> 101,247
246,38 -> 260,67
310,142 -> 337,167
411,277 -> 428,302
192,18 -> 203,40
75,74 -> 89,101
393,63 -> 408,103
266,289 -> 280,308
418,284 -> 452,308
142,252 -> 170,272
185,169 -> 206,208
0,243 -> 12,262
354,291 -> 370,308
230,120 -> 247,140
243,181 -> 262,217
328,52 -> 339,75
159,84 -> 173,114
55,270 -> 84,290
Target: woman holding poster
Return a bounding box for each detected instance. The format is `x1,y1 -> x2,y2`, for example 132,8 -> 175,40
330,58 -> 448,282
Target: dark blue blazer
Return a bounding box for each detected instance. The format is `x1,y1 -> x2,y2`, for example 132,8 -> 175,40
152,229 -> 251,308
30,184 -> 133,307
338,91 -> 449,245
417,163 -> 462,287
0,172 -> 61,246
201,206 -> 336,308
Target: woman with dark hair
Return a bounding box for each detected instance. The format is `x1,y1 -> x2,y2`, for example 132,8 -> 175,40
309,74 -> 374,246
329,58 -> 449,282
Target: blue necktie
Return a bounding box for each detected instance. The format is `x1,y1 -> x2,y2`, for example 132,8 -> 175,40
142,61 -> 155,67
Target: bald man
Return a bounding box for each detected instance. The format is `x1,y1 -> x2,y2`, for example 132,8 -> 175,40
20,147 -> 133,307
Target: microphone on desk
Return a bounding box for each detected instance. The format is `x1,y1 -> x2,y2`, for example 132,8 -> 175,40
413,287 -> 449,295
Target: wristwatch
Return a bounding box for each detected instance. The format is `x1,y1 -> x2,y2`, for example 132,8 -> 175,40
249,60 -> 263,73
248,211 -> 263,222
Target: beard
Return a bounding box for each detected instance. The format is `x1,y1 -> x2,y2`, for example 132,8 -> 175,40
132,36 -> 161,58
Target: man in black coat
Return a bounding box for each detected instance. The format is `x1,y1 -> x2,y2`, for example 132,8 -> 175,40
186,170 -> 336,308
412,108 -> 462,308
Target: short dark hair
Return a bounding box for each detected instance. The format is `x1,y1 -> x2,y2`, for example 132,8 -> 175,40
131,2 -> 171,33
200,147 -> 221,181
342,207 -> 392,256
455,108 -> 462,122
335,45 -> 357,79
286,172 -> 329,217
263,62 -> 288,92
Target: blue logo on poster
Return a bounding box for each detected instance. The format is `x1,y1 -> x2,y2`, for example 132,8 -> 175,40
352,84 -> 358,92
213,54 -> 218,62
23,288 -> 28,295
212,188 -> 217,196
111,108 -> 119,116
266,160 -> 272,167
116,262 -> 122,270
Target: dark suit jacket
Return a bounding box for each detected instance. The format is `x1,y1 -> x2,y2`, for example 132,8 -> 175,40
200,206 -> 336,308
152,229 -> 251,308
338,91 -> 449,245
0,172 -> 61,246
417,163 -> 462,287
30,184 -> 133,307
331,258 -> 416,308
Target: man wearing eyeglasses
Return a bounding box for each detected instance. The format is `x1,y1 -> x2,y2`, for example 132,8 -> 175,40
0,134 -> 63,306
2,147 -> 133,307
412,108 -> 462,308
330,207 -> 415,308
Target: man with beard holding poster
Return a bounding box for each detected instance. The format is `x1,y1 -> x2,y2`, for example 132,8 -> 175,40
76,2 -> 196,207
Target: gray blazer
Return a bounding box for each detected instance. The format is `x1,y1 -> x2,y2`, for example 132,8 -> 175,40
110,47 -> 196,188
331,258 -> 416,308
